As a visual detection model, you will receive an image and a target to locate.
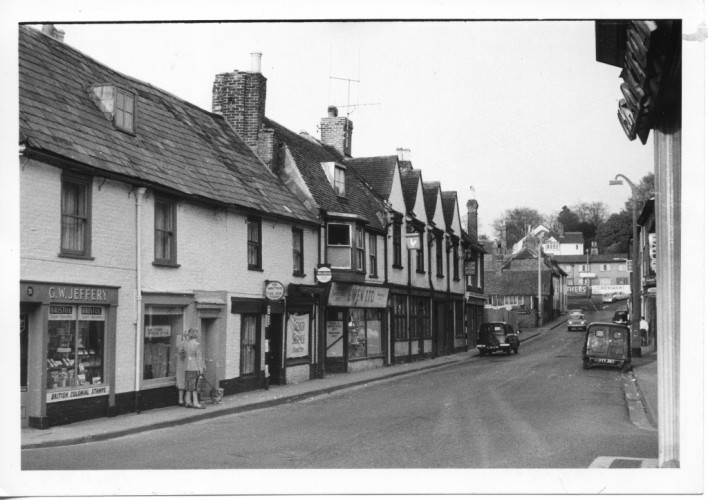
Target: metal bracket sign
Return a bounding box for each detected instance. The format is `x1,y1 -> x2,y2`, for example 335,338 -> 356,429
405,233 -> 420,250
316,265 -> 332,284
264,281 -> 285,301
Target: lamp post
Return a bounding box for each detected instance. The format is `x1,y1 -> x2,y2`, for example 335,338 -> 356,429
610,174 -> 642,356
536,231 -> 547,327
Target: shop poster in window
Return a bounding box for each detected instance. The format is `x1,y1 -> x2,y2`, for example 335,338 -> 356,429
287,313 -> 309,358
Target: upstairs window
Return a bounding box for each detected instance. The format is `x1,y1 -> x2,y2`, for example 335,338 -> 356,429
292,228 -> 304,276
89,85 -> 135,133
60,172 -> 92,258
368,233 -> 377,277
392,218 -> 402,267
415,232 -> 425,273
435,236 -> 444,277
355,227 -> 365,273
453,242 -> 460,280
328,223 -> 351,269
247,218 -> 262,270
334,166 -> 346,197
154,197 -> 177,265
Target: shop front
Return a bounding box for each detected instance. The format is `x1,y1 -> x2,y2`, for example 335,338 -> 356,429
20,281 -> 119,429
325,282 -> 389,374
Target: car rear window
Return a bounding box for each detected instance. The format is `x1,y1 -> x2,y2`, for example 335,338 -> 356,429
593,330 -> 606,337
613,331 -> 624,339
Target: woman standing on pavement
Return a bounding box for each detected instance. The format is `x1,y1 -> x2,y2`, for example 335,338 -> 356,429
176,330 -> 187,406
183,327 -> 206,409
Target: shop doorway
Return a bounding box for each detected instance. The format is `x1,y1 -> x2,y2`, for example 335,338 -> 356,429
434,301 -> 447,357
20,312 -> 29,428
199,318 -> 219,393
266,313 -> 283,385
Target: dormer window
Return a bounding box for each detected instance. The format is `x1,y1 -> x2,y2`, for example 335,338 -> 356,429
89,85 -> 135,133
321,162 -> 346,197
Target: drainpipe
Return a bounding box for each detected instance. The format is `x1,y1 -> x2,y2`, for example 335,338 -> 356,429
134,187 -> 147,413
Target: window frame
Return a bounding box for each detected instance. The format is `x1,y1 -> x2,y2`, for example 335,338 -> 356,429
240,314 -> 260,376
392,218 -> 403,268
114,88 -> 135,133
453,241 -> 460,280
153,196 -> 178,266
327,222 -> 352,269
247,217 -> 263,271
435,235 -> 444,278
415,232 -> 425,273
292,227 -> 304,276
59,172 -> 92,259
355,226 -> 366,273
333,165 -> 346,197
89,84 -> 136,134
368,233 -> 378,277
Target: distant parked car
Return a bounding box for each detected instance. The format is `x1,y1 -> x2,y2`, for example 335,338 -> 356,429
567,313 -> 587,332
612,310 -> 630,326
612,292 -> 630,301
602,293 -> 614,303
477,322 -> 519,356
582,322 -> 631,371
568,308 -> 584,315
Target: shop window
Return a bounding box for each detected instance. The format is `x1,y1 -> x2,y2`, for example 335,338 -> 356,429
392,295 -> 408,340
247,218 -> 262,270
392,219 -> 403,268
328,223 -> 351,269
368,233 -> 377,277
455,301 -> 464,338
47,305 -> 105,390
241,314 -> 259,375
143,306 -> 183,380
292,228 -> 304,276
60,173 -> 92,258
154,197 -> 177,265
355,227 -> 365,272
409,297 -> 430,339
348,308 -> 383,359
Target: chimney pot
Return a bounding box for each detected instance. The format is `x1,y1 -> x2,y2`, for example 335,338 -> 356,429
327,106 -> 338,117
250,52 -> 262,73
396,148 -> 411,162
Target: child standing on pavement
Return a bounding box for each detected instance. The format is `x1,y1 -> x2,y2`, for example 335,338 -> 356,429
183,327 -> 206,409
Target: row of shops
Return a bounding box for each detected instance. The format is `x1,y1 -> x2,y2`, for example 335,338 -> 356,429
20,279 -> 485,429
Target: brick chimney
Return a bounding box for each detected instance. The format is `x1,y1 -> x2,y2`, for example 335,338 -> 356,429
320,106 -> 353,157
466,199 -> 479,242
212,52 -> 266,151
396,148 -> 411,161
41,24 -> 65,43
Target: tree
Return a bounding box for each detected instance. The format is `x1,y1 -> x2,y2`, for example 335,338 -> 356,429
492,207 -> 544,250
625,172 -> 655,212
596,210 -> 632,254
573,201 -> 609,227
557,205 -> 581,232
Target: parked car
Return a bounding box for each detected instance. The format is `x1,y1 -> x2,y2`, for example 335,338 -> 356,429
612,292 -> 630,301
477,322 -> 520,356
582,322 -> 631,371
602,293 -> 614,303
568,308 -> 584,315
612,310 -> 630,326
567,312 -> 587,332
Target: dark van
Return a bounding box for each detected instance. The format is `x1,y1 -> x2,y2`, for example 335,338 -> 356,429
582,322 -> 631,371
477,322 -> 520,356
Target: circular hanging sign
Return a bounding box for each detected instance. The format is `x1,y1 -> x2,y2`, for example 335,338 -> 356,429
316,265 -> 333,284
264,281 -> 285,301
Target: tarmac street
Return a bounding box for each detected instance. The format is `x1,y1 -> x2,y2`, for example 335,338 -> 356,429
22,307 -> 657,470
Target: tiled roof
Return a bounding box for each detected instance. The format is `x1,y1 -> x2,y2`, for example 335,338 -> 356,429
399,168 -> 421,214
560,232 -> 585,244
346,155 -> 398,199
422,181 -> 440,222
552,253 -> 629,264
484,270 -> 553,295
19,26 -> 317,224
441,191 -> 457,231
262,117 -> 388,232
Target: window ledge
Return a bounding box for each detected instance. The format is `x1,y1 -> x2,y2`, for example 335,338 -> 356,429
368,274 -> 379,279
58,253 -> 95,261
292,272 -> 306,278
436,274 -> 445,279
453,277 -> 461,282
416,270 -> 426,275
392,264 -> 404,270
248,266 -> 264,272
152,261 -> 181,268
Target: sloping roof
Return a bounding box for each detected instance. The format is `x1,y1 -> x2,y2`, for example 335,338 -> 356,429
262,117 -> 388,232
399,168 -> 421,214
560,232 -> 585,244
422,181 -> 440,222
441,191 -> 457,231
346,155 -> 397,199
484,270 -> 553,296
19,26 -> 317,224
552,253 -> 629,264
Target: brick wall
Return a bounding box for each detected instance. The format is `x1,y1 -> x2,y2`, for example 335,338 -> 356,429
212,70 -> 267,150
320,116 -> 353,157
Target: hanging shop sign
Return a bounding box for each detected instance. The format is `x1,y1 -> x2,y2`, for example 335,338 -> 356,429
464,260 -> 477,276
316,265 -> 332,284
328,283 -> 390,308
47,385 -> 110,403
287,313 -> 310,358
405,233 -> 420,250
264,281 -> 285,301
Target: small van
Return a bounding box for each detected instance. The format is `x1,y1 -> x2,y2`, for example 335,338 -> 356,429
582,322 -> 631,371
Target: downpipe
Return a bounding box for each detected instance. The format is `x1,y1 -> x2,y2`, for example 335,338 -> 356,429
134,187 -> 146,413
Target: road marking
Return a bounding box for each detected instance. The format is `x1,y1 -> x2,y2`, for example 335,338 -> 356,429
589,456 -> 658,468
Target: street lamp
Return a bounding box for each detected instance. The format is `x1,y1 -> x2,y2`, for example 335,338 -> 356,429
536,230 -> 547,327
610,174 -> 642,356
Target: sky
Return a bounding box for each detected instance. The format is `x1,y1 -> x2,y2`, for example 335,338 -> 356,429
19,19 -> 658,237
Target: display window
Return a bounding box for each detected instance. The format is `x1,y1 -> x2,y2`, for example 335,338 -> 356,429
143,306 -> 184,380
326,309 -> 344,358
348,308 -> 383,359
47,305 -> 105,390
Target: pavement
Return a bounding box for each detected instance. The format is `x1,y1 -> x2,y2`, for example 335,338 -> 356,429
21,315 -> 657,450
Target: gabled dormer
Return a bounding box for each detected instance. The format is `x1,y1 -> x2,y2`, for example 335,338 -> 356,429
321,161 -> 347,198
88,84 -> 136,134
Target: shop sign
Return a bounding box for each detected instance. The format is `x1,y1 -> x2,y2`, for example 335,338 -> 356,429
287,313 -> 309,358
78,306 -> 105,321
48,305 -> 76,321
316,266 -> 333,284
568,285 -> 588,295
328,283 -> 389,308
326,321 -> 343,357
47,385 -> 109,403
405,233 -> 420,250
464,260 -> 477,276
48,286 -> 108,302
264,281 -> 285,301
145,325 -> 171,338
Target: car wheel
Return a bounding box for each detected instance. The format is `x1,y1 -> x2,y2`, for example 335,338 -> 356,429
513,347 -> 518,354
479,349 -> 486,356
505,348 -> 511,355
621,360 -> 632,372
567,327 -> 572,332
582,358 -> 590,370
